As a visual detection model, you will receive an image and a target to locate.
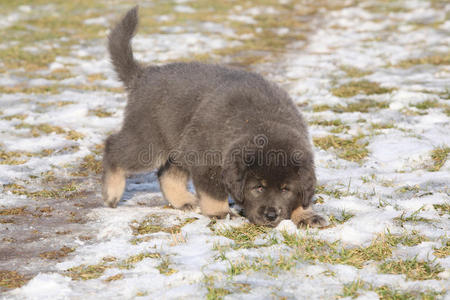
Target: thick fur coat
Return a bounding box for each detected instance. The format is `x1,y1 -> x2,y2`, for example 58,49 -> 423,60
103,7 -> 326,227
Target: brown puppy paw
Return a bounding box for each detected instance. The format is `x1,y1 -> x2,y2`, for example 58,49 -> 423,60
296,214 -> 327,228
291,205 -> 328,228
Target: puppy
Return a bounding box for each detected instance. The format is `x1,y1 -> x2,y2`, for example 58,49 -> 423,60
103,7 -> 326,227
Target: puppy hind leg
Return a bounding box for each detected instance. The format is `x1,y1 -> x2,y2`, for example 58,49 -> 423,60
102,132 -> 129,208
291,205 -> 327,228
159,165 -> 197,210
102,166 -> 126,208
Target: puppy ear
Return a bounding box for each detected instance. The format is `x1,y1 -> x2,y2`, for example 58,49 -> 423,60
222,136 -> 252,204
222,160 -> 247,204
296,163 -> 316,209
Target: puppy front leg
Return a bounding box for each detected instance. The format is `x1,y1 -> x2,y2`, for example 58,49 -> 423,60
192,169 -> 231,218
198,191 -> 230,219
291,205 -> 327,228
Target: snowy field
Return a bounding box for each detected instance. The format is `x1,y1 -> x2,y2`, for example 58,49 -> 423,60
0,0 -> 449,299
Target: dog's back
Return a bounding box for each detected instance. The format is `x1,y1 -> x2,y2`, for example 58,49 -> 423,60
108,8 -> 307,152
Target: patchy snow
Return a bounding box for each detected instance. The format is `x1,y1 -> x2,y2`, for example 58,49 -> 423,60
1,0 -> 449,299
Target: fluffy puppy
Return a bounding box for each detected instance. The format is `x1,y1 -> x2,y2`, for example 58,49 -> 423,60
103,7 -> 326,227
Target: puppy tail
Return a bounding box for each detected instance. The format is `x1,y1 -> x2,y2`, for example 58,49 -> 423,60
108,6 -> 142,88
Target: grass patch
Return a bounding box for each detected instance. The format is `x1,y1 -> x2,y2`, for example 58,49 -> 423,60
3,181 -> 81,200
395,53 -> 450,68
131,215 -> 198,236
0,206 -> 27,216
66,252 -> 161,280
309,119 -> 350,133
329,210 -> 354,224
227,255 -> 296,277
433,240 -> 449,258
309,119 -> 345,127
315,185 -> 345,199
313,134 -> 369,163
104,273 -> 123,282
89,108 -> 113,118
342,282 -> 444,300
0,270 -> 28,289
394,209 -> 433,225
338,279 -> 365,298
39,246 -> 74,260
412,100 -> 441,110
204,275 -> 232,300
370,122 -> 395,130
156,257 -> 177,275
79,154 -> 102,175
312,100 -> 389,113
331,80 -> 394,98
428,146 -> 449,172
13,122 -> 84,141
340,65 -> 373,78
378,258 -> 444,281
2,114 -> 28,121
37,100 -> 75,108
283,231 -> 426,269
433,203 -> 449,216
66,264 -> 108,280
215,223 -> 271,249
0,149 -> 29,165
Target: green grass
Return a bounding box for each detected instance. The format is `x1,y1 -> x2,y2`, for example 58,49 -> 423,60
378,258 -> 444,281
337,280 -> 444,299
156,257 -> 177,275
312,100 -> 389,113
226,255 -> 296,277
204,276 -> 232,300
329,210 -> 355,224
394,209 -> 433,226
215,223 -> 271,249
338,280 -> 365,298
428,146 -> 449,172
433,203 -> 449,216
283,231 -> 427,269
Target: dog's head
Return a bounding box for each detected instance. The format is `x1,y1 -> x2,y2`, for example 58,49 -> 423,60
223,132 -> 316,227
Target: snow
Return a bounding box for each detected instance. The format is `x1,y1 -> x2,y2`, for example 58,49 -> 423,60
1,0 -> 449,299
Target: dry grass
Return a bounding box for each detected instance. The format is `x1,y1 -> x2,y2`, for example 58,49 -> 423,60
313,134 -> 369,163
39,246 -> 74,260
433,240 -> 449,258
331,80 -> 394,98
130,215 -> 198,236
395,52 -> 450,68
0,270 -> 28,289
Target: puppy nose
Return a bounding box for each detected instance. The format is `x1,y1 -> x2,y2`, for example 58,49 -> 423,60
264,207 -> 278,221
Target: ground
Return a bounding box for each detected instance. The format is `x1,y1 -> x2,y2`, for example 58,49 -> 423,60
0,0 -> 449,299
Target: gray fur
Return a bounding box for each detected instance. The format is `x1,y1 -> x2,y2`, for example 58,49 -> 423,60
103,7 -> 326,227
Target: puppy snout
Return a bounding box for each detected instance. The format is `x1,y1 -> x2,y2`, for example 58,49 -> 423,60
264,207 -> 278,222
